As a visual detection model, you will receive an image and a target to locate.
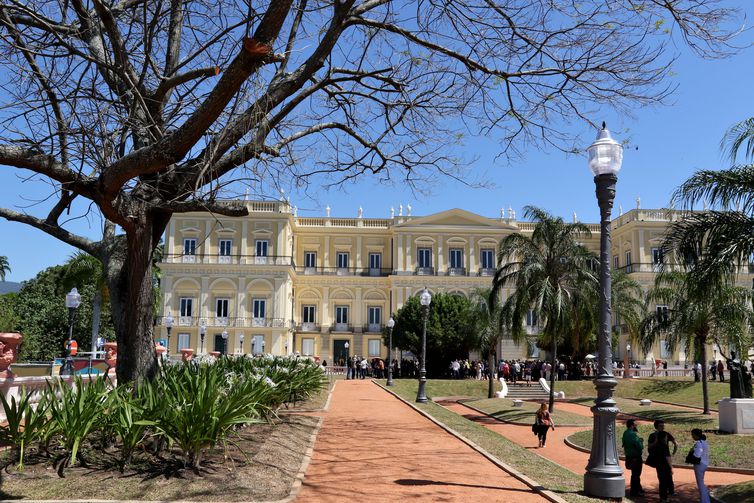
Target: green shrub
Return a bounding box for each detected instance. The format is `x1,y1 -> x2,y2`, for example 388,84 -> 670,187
0,389 -> 49,468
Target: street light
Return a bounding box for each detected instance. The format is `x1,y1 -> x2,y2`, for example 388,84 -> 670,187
583,122 -> 625,498
285,341 -> 289,355
164,312 -> 174,356
416,287 -> 431,403
624,343 -> 632,379
344,341 -> 350,379
221,329 -> 228,356
61,288 -> 81,376
199,319 -> 206,355
386,317 -> 396,386
261,340 -> 265,354
239,333 -> 245,354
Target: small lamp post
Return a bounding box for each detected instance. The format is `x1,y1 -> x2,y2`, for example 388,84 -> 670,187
252,340 -> 256,355
164,312 -> 174,356
61,288 -> 81,376
239,333 -> 245,354
344,341 -> 350,379
285,341 -> 289,355
386,317 -> 396,386
221,329 -> 228,356
199,319 -> 206,355
261,340 -> 266,354
583,122 -> 625,498
416,287 -> 431,403
624,343 -> 632,378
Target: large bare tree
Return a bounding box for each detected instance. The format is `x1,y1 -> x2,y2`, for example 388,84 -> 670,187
0,0 -> 742,383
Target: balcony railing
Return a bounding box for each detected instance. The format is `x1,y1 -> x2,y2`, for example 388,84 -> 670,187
478,267 -> 495,276
161,254 -> 294,266
330,323 -> 353,332
415,266 -> 435,275
296,266 -> 393,277
296,322 -> 321,332
363,323 -> 383,333
447,267 -> 466,276
155,316 -> 288,328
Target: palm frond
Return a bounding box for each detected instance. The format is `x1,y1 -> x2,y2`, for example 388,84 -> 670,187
722,118 -> 754,163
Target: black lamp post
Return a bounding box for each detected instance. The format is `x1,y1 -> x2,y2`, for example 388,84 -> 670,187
583,122 -> 625,498
344,341 -> 350,378
386,317 -> 396,386
239,333 -> 245,354
61,287 -> 81,376
199,319 -> 206,355
261,340 -> 266,354
416,287 -> 432,403
221,329 -> 228,355
164,312 -> 174,357
252,340 -> 256,355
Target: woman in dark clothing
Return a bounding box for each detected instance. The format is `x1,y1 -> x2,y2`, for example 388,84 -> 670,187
535,403 -> 555,447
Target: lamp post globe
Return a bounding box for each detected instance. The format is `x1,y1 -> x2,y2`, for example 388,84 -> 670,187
61,288 -> 81,376
221,329 -> 228,356
416,287 -> 432,403
164,312 -> 174,356
386,317 -> 396,386
199,319 -> 206,355
239,333 -> 245,355
584,123 -> 625,498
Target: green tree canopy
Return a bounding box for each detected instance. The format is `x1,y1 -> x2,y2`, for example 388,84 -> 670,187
5,266 -> 115,362
385,292 -> 476,377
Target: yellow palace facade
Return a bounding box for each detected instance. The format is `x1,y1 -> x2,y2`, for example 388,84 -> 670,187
157,200 -> 753,365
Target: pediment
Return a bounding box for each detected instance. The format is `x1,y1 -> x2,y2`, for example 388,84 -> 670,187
396,208 -> 514,229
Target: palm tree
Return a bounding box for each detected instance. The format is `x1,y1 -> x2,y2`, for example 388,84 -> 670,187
666,118 -> 754,277
639,270 -> 753,414
59,252 -> 109,352
491,206 -> 597,411
0,255 -> 9,281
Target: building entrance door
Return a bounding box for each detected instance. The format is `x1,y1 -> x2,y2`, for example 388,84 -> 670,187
214,334 -> 226,354
333,339 -> 350,366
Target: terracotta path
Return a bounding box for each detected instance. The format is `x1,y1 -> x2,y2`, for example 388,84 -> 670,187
297,380 -> 548,502
442,400 -> 753,502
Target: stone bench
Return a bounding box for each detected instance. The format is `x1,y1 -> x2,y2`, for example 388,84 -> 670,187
512,399 -> 524,407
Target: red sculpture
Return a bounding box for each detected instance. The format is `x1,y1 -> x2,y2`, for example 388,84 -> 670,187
180,348 -> 194,362
104,341 -> 118,368
0,333 -> 22,378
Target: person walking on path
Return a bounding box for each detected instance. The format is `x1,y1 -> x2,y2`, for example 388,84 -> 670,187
535,403 -> 555,448
717,360 -> 725,382
622,419 -> 645,497
691,428 -> 710,503
647,420 -> 676,502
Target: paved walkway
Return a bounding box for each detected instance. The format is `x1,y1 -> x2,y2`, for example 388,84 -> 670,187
297,380 -> 548,502
441,399 -> 753,502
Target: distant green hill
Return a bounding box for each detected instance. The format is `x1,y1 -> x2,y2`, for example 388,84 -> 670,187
0,281 -> 22,294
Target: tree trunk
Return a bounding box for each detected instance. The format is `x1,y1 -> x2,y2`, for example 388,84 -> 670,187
90,289 -> 102,353
699,334 -> 711,415
549,333 -> 557,412
488,344 -> 497,399
105,213 -> 169,384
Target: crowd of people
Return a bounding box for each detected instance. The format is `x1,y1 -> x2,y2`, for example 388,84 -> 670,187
446,358 -> 610,382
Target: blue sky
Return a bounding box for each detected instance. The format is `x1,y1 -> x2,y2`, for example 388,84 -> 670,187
1,7 -> 753,282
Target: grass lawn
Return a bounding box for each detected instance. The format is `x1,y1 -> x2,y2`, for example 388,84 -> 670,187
384,377 -> 493,398
466,398 -> 592,426
555,378 -> 730,409
387,379 -> 629,503
714,480 -> 754,502
0,414 -> 320,501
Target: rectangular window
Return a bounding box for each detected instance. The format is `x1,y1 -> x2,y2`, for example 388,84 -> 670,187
252,335 -> 265,355
368,339 -> 381,357
369,253 -> 381,270
302,338 -> 315,356
335,306 -> 349,324
304,251 -> 317,268
625,250 -> 632,267
256,240 -> 269,257
337,252 -> 349,269
177,333 -> 190,351
418,247 -> 432,268
480,249 -> 495,269
651,247 -> 663,265
216,298 -> 229,318
368,307 -> 381,326
302,305 -> 316,323
660,339 -> 670,359
183,238 -> 197,255
253,299 -> 266,319
613,255 -> 619,268
656,305 -> 669,324
179,297 -> 193,317
526,309 -> 538,327
219,239 -> 232,256
449,248 -> 463,269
